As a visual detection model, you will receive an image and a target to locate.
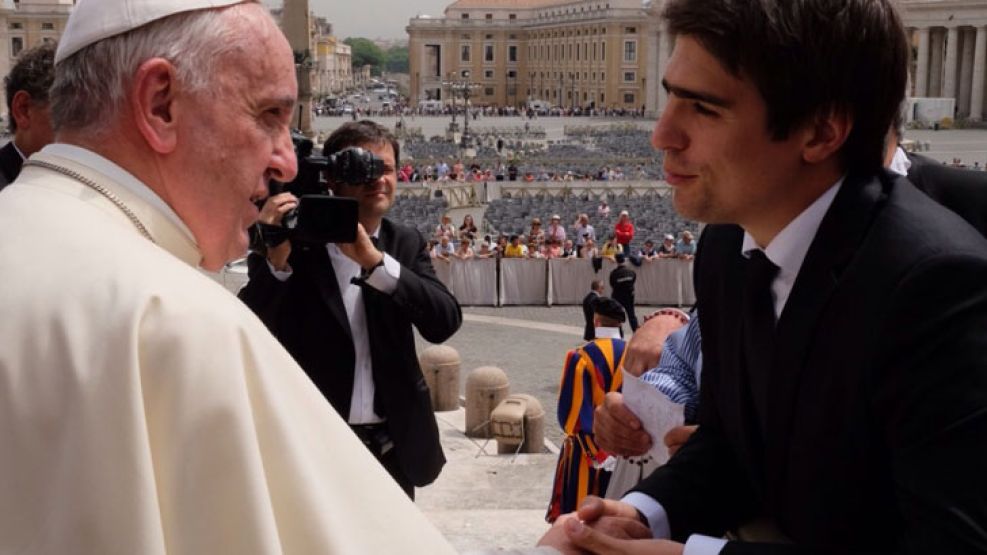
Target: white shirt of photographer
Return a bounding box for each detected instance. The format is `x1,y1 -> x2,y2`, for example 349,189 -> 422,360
268,227 -> 401,424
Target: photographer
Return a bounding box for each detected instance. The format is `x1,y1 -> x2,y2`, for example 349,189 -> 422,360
239,121 -> 462,498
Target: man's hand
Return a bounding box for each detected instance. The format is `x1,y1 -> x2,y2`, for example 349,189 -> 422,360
564,518 -> 684,555
594,392 -> 652,457
622,314 -> 687,376
337,223 -> 384,270
664,425 -> 698,457
258,192 -> 298,226
537,498 -> 652,555
259,192 -> 298,271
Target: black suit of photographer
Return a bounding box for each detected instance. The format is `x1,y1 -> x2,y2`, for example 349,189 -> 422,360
239,217 -> 462,495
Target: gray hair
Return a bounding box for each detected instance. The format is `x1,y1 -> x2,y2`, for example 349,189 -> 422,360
50,1 -> 259,134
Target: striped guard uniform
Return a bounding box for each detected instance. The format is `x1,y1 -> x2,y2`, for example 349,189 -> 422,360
546,332 -> 625,523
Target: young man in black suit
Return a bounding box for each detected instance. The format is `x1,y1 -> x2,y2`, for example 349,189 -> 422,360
0,42 -> 55,191
540,0 -> 987,553
239,121 -> 462,498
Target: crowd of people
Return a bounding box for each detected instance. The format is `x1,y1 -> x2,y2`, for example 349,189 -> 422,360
426,211 -> 695,265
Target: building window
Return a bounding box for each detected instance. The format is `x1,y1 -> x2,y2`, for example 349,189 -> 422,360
508,70 -> 517,78
485,44 -> 494,62
485,87 -> 495,96
509,14 -> 517,20
41,22 -> 55,31
486,34 -> 493,39
624,26 -> 636,34
592,43 -> 596,60
624,41 -> 636,62
11,37 -> 23,57
624,93 -> 635,104
461,45 -> 471,62
508,45 -> 517,62
461,13 -> 469,19
623,71 -> 636,82
461,33 -> 471,39
8,22 -> 22,30
485,13 -> 493,19
601,42 -> 606,60
600,71 -> 605,81
484,70 -> 494,79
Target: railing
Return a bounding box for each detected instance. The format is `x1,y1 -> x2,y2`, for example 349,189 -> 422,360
428,257 -> 694,306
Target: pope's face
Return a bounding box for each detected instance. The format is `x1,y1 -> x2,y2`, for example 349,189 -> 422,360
172,5 -> 297,270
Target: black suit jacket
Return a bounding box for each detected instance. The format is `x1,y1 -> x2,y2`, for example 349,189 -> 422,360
239,218 -> 462,486
582,291 -> 599,341
635,170 -> 987,553
0,141 -> 24,192
906,152 -> 987,236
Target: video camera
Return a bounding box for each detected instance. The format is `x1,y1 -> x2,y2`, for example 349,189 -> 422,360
254,145 -> 386,248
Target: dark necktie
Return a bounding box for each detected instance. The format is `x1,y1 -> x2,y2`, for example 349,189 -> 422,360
741,249 -> 779,435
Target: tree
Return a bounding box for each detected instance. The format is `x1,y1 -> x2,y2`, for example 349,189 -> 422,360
384,46 -> 409,74
344,37 -> 384,74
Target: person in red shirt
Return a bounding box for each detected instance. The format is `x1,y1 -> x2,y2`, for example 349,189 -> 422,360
613,210 -> 635,252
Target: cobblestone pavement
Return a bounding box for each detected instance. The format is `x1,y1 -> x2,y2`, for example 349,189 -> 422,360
416,304 -> 672,445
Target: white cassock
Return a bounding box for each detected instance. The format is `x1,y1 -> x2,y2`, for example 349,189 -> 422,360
0,144 -> 456,554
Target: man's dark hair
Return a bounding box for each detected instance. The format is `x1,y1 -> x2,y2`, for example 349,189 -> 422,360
4,41 -> 56,133
663,0 -> 909,173
322,119 -> 399,163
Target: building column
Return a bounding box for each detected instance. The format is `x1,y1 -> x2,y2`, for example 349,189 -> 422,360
915,27 -> 930,97
971,26 -> 987,120
944,27 -> 959,102
930,28 -> 945,97
657,28 -> 672,114
959,27 -> 975,117
645,23 -> 659,117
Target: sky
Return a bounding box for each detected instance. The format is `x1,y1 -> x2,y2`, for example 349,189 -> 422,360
266,0 -> 451,41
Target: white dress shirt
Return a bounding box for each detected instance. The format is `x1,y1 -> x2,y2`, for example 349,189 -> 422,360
593,326 -> 622,340
268,226 -> 401,424
623,177 -> 844,554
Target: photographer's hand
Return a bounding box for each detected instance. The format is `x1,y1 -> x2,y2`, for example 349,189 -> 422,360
259,193 -> 297,271
338,223 -> 384,271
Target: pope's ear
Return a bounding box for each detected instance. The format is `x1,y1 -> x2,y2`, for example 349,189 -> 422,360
131,57 -> 179,154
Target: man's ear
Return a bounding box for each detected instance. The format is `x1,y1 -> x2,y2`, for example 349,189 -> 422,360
801,108 -> 853,164
10,90 -> 34,131
131,58 -> 180,155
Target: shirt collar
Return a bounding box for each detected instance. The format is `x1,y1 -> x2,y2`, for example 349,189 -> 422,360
888,146 -> 911,177
741,177 -> 844,275
594,326 -> 622,339
40,143 -> 195,241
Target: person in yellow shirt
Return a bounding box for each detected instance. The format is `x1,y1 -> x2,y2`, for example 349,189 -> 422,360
504,234 -> 527,258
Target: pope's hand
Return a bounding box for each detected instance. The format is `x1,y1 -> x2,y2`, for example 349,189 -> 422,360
564,517 -> 683,555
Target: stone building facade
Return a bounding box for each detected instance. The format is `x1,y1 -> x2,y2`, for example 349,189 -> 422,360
410,0 -> 987,120
900,0 -> 987,121
407,0 -> 662,112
